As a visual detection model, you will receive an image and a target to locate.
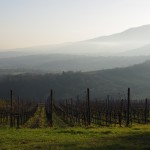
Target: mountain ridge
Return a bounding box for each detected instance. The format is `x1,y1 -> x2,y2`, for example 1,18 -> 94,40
1,24 -> 150,55
1,59 -> 150,99
88,24 -> 150,42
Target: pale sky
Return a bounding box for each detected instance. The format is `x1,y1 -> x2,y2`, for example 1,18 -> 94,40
0,0 -> 150,49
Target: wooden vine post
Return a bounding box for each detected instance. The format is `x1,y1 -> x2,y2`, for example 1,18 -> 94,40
50,89 -> 53,127
126,88 -> 130,127
10,90 -> 13,127
87,88 -> 91,126
144,98 -> 148,124
17,96 -> 20,128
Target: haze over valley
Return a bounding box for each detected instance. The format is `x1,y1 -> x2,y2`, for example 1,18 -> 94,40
1,25 -> 150,75
1,24 -> 150,99
1,0 -> 150,100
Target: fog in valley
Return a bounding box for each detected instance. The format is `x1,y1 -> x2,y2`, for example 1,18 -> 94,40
1,1 -> 150,99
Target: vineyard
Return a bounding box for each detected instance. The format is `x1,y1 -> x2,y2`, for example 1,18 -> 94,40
0,88 -> 150,128
0,88 -> 150,149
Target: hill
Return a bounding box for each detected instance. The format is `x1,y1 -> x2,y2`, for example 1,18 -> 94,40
1,25 -> 150,56
122,44 -> 150,56
0,54 -> 149,73
1,60 -> 150,99
90,24 -> 150,42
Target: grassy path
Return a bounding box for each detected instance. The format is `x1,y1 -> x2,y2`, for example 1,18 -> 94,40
53,113 -> 69,128
24,104 -> 48,128
24,104 -> 69,128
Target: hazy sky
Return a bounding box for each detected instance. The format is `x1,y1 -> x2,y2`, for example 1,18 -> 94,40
0,0 -> 150,49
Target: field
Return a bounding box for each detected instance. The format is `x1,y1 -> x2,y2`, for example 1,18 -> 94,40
0,125 -> 150,150
0,106 -> 150,150
0,89 -> 150,149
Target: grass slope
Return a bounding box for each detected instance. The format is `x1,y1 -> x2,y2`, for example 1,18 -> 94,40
0,105 -> 150,149
0,125 -> 150,150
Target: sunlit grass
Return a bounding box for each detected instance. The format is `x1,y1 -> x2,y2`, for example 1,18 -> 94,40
0,125 -> 150,150
0,105 -> 150,149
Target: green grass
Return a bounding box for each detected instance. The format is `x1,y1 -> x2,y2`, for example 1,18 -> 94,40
1,105 -> 150,149
0,125 -> 150,150
24,106 -> 48,128
53,113 -> 69,128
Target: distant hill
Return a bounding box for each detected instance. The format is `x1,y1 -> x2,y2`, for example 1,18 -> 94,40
1,25 -> 150,56
0,51 -> 30,58
0,54 -> 149,73
122,44 -> 150,56
1,60 -> 150,99
89,24 -> 150,43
